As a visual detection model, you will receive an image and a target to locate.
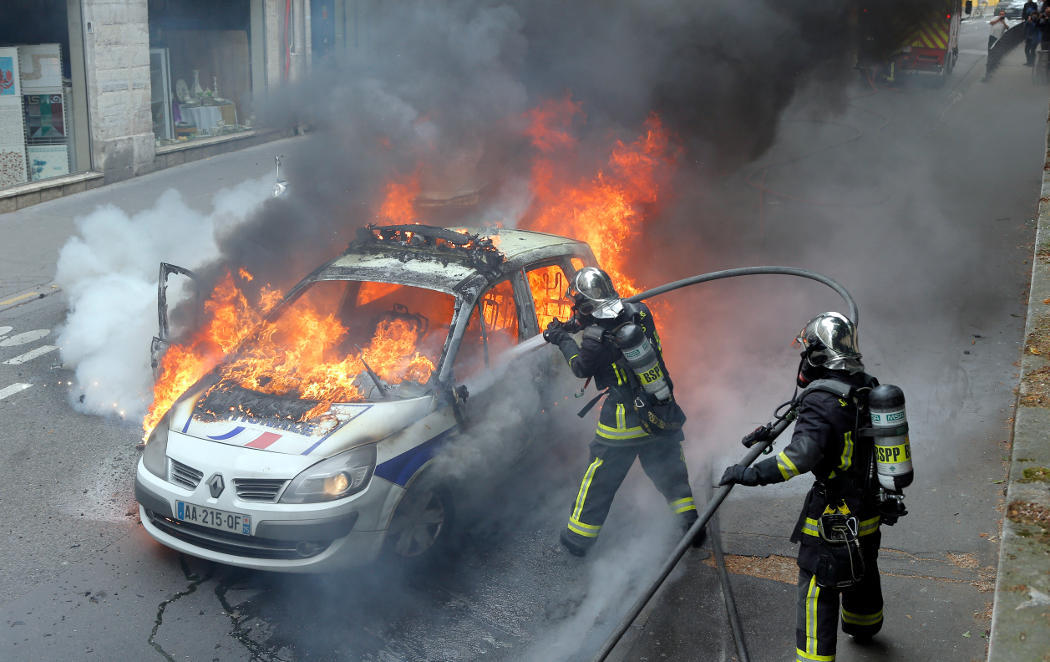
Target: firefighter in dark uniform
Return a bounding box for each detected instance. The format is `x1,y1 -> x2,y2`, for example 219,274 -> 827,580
719,312 -> 886,662
542,267 -> 697,557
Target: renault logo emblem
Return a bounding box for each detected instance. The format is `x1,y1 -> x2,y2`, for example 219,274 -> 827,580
207,473 -> 225,498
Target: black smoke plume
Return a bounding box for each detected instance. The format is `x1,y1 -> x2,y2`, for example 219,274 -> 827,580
189,0 -> 944,299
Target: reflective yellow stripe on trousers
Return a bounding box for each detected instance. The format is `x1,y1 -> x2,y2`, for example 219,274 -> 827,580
669,497 -> 696,514
841,607 -> 882,626
804,575 -> 823,657
568,458 -> 603,538
796,649 -> 834,661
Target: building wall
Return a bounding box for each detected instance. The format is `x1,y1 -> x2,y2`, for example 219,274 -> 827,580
70,0 -> 310,183
66,0 -> 92,173
262,0 -> 311,90
80,0 -> 155,181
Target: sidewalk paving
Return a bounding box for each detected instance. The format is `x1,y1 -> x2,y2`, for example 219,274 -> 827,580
986,102 -> 1050,661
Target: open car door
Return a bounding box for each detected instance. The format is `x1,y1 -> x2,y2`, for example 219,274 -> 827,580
151,262 -> 197,375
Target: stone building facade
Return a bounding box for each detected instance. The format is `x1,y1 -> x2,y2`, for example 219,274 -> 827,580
1,0 -> 351,207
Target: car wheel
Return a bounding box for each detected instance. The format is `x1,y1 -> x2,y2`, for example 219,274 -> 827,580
387,480 -> 452,559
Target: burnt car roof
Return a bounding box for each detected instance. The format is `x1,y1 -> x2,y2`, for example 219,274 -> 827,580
309,224 -> 592,295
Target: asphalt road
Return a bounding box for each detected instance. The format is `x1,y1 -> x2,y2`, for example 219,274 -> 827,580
1,17 -> 1047,662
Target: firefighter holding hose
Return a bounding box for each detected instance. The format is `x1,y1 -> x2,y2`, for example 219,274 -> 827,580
720,312 -> 909,661
542,267 -> 698,557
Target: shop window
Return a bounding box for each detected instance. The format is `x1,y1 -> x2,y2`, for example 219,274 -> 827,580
527,264 -> 574,331
0,42 -> 79,187
149,0 -> 253,146
455,280 -> 520,381
0,1 -> 84,187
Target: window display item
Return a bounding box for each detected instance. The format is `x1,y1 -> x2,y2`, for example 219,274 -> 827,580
24,94 -> 65,139
175,79 -> 193,104
0,48 -> 28,187
180,104 -> 221,135
17,45 -> 62,95
27,144 -> 68,180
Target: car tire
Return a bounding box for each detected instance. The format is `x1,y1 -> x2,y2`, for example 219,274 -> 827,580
385,475 -> 454,562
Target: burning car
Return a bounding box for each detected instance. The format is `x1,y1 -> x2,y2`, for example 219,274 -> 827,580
135,224 -> 597,572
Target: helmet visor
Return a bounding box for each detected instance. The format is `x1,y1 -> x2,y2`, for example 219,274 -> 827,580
572,267 -> 618,300
567,267 -> 620,317
795,312 -> 862,371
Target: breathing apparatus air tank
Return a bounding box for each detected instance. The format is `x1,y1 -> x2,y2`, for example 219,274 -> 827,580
613,323 -> 672,403
869,384 -> 913,492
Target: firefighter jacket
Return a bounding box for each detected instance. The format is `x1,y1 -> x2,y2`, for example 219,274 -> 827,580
750,371 -> 882,573
555,302 -> 684,446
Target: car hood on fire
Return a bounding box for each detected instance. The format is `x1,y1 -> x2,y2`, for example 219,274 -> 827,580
167,386 -> 435,457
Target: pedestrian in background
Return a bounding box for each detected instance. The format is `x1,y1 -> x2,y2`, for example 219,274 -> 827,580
1026,11 -> 1041,64
1039,7 -> 1050,49
989,9 -> 1009,52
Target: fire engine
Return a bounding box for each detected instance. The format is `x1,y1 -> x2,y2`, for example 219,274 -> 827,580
859,0 -> 962,82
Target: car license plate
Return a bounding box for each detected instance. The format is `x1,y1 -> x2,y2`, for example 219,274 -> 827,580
176,501 -> 251,536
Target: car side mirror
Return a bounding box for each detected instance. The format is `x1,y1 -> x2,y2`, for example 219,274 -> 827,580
272,154 -> 288,198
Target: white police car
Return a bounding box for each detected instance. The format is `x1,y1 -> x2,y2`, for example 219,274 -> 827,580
135,224 -> 597,572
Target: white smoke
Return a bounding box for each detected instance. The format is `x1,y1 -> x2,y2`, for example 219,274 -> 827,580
54,177 -> 272,422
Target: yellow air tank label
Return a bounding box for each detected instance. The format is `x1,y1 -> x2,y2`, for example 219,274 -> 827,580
639,365 -> 663,385
875,441 -> 911,465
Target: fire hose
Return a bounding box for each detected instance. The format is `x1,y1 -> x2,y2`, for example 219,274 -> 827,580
620,265 -> 858,323
508,266 -> 858,361
589,413 -> 794,662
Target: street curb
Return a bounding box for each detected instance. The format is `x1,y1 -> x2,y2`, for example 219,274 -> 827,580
986,102 -> 1050,661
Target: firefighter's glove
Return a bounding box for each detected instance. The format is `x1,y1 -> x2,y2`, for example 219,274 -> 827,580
741,425 -> 772,448
561,316 -> 583,334
543,320 -> 570,345
719,464 -> 760,487
878,495 -> 908,525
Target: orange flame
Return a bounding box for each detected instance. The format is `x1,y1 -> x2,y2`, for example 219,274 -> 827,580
528,264 -> 573,331
522,109 -> 677,298
143,273 -> 437,438
524,95 -> 582,152
378,172 -> 421,224
143,271 -> 259,435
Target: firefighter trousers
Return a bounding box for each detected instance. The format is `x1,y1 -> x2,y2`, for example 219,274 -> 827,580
795,544 -> 884,661
563,437 -> 696,551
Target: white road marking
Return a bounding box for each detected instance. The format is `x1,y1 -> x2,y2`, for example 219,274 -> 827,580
0,383 -> 32,401
0,326 -> 11,339
0,329 -> 51,347
3,345 -> 59,365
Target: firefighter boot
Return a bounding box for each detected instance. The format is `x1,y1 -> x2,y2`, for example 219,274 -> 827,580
559,531 -> 589,557
681,512 -> 705,548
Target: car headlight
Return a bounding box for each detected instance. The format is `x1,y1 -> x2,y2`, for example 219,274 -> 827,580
280,444 -> 377,504
142,417 -> 170,479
